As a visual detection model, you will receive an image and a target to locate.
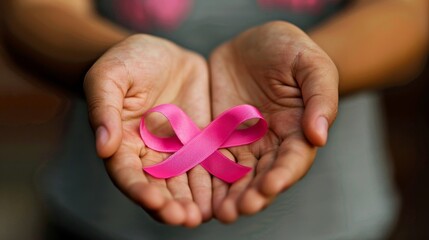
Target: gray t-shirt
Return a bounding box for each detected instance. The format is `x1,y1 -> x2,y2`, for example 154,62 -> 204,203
95,0 -> 345,55
39,1 -> 398,239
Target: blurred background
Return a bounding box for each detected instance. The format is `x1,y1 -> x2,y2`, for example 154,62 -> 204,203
0,1 -> 428,240
1,37 -> 428,240
382,61 -> 429,239
0,25 -> 71,239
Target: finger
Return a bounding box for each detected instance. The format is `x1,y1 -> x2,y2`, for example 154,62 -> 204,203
212,177 -> 229,217
142,149 -> 189,225
105,149 -> 166,211
294,50 -> 339,146
211,150 -> 235,210
211,149 -> 235,222
107,142 -> 186,225
141,145 -> 198,226
215,198 -> 237,224
140,148 -> 175,201
176,198 -> 202,228
188,165 -> 213,222
238,188 -> 273,216
216,147 -> 257,223
157,200 -> 188,226
84,64 -> 127,158
166,174 -> 202,227
258,133 -> 316,197
238,135 -> 315,215
237,151 -> 276,215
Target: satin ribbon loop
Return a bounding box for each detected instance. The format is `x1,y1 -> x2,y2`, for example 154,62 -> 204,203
140,104 -> 268,183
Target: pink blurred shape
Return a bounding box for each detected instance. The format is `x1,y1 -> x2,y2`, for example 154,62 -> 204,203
258,0 -> 338,12
115,0 -> 192,31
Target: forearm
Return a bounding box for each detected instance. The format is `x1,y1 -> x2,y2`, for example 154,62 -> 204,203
309,0 -> 429,95
3,0 -> 129,86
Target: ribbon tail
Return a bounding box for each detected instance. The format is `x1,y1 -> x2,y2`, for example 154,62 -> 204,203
200,152 -> 251,183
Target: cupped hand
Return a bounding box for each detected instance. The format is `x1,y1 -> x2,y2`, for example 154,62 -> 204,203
84,34 -> 212,227
209,21 -> 339,223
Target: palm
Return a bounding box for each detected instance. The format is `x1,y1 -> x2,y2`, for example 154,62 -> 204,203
209,22 -> 336,222
85,24 -> 338,226
85,35 -> 212,227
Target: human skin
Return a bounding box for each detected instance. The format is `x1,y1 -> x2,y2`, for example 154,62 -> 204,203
3,0 -> 428,227
84,34 -> 212,227
84,21 -> 339,225
209,21 -> 338,223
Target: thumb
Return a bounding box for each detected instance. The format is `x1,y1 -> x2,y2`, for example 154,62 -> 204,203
295,50 -> 339,147
84,68 -> 125,158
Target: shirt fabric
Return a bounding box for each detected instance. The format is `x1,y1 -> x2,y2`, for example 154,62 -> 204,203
38,1 -> 399,239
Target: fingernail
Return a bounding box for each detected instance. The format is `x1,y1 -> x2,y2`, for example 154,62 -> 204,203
96,126 -> 109,147
316,116 -> 328,143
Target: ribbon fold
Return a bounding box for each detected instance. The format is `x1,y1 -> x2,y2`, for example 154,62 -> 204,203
140,104 -> 268,183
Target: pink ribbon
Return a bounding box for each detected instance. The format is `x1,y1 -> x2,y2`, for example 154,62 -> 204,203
139,104 -> 268,183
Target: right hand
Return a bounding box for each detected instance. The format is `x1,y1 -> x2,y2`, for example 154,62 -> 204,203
84,34 -> 212,227
208,21 -> 339,223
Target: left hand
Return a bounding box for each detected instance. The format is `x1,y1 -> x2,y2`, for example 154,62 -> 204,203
209,21 -> 339,223
84,34 -> 212,227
